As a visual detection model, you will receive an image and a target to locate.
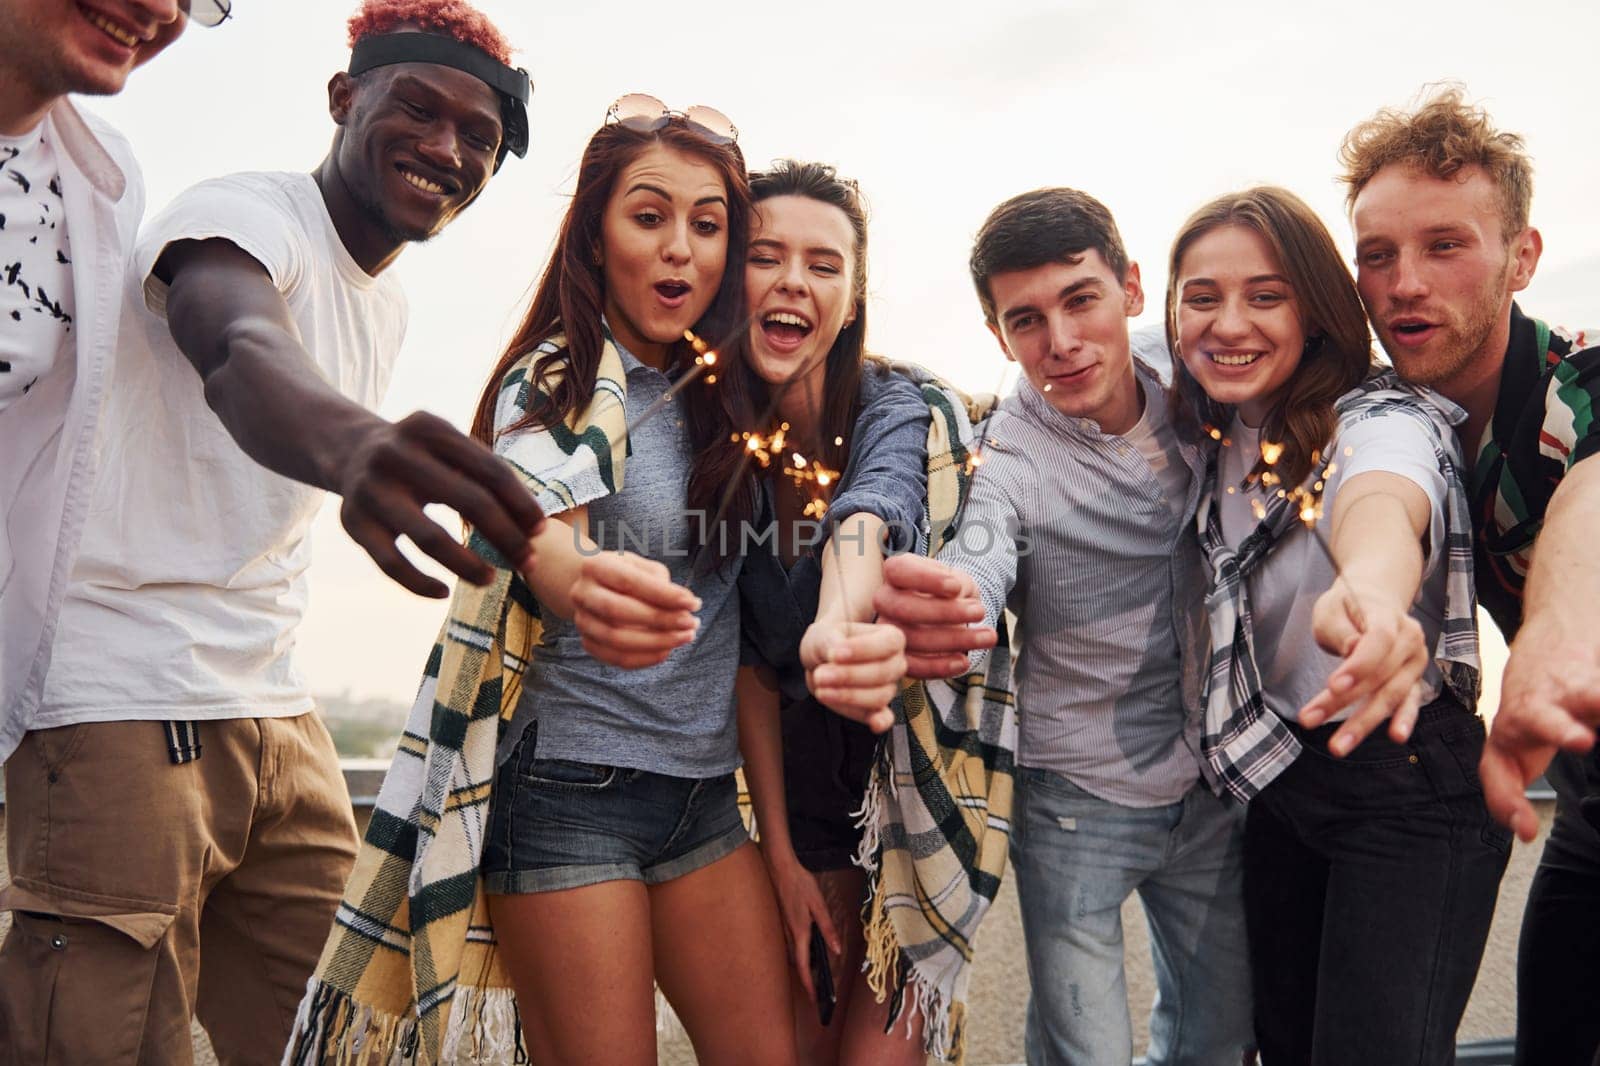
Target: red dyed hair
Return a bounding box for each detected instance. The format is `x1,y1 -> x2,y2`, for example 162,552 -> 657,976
347,0 -> 513,66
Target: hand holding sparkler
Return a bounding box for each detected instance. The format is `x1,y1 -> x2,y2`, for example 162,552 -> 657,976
872,555 -> 996,680
787,358 -> 907,731
1237,434 -> 1432,752
869,372 -> 1012,681
1301,577 -> 1428,752
570,551 -> 702,669
567,328 -> 729,670
801,611 -> 906,734
1293,469 -> 1436,754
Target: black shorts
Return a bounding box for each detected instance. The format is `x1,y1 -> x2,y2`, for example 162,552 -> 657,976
780,695 -> 882,871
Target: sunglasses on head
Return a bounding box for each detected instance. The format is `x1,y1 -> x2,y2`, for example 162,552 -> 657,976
605,93 -> 738,146
183,0 -> 231,27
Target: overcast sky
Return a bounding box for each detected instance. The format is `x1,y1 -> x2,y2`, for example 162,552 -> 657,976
92,0 -> 1599,705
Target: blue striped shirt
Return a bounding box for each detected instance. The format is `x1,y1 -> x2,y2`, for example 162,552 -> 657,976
937,364 -> 1207,807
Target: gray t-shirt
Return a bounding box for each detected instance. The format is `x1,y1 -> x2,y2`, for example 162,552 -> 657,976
501,340 -> 742,777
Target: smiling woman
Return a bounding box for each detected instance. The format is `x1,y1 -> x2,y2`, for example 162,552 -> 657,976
1168,185 -> 1509,1064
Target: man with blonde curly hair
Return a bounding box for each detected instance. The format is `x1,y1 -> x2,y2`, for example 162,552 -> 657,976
0,3 -> 542,1062
1342,86 -> 1600,1066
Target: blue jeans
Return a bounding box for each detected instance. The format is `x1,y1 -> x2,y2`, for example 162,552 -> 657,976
1011,768 -> 1254,1066
480,724 -> 748,894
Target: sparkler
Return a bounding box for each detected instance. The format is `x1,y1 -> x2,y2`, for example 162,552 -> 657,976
1238,435 -> 1365,629
609,329 -> 722,458
688,325 -> 836,575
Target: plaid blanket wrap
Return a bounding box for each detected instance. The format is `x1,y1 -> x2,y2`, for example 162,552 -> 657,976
1196,371 -> 1481,802
853,366 -> 1018,1065
283,335 -> 627,1065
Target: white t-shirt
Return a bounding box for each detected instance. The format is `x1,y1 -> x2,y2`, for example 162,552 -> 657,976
39,171 -> 407,724
1125,378 -> 1190,523
1216,410 -> 1449,725
0,124 -> 75,411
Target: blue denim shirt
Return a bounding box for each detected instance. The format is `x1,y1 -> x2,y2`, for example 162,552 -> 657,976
738,362 -> 930,704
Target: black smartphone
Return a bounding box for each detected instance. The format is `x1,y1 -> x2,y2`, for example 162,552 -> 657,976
809,922 -> 836,1027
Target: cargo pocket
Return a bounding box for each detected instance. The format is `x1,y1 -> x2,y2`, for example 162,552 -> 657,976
0,884 -> 176,1066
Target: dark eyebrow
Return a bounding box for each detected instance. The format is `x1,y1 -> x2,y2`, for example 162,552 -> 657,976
623,184 -> 728,210
1181,274 -> 1289,287
749,237 -> 844,259
1059,278 -> 1103,298
1001,276 -> 1104,325
1001,302 -> 1042,326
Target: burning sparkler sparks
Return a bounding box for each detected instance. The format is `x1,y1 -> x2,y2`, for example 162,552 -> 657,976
730,424 -> 841,519
1206,428 -> 1340,550
608,329 -> 725,469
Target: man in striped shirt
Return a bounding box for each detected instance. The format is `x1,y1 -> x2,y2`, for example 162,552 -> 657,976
1342,87 -> 1600,1066
927,187 -> 1254,1065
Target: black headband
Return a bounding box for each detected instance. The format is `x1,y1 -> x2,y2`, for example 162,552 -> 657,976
348,32 -> 531,168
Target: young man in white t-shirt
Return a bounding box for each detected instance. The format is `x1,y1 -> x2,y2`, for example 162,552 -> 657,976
0,4 -> 543,1062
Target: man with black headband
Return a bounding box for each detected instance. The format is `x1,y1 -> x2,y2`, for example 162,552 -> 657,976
0,3 -> 539,1061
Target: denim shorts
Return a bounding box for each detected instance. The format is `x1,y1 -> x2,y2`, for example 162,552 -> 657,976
481,726 -> 749,894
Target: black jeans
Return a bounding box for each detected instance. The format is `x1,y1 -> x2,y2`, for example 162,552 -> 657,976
1243,700 -> 1511,1065
1514,749 -> 1600,1066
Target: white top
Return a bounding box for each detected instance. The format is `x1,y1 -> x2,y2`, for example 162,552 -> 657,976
1124,378 -> 1190,523
1215,411 -> 1449,724
39,171 -> 407,725
0,123 -> 76,411
0,101 -> 140,763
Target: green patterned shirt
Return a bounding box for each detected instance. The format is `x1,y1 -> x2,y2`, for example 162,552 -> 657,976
1470,303 -> 1600,639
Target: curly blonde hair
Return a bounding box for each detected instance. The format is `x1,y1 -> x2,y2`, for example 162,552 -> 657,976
1339,84 -> 1533,237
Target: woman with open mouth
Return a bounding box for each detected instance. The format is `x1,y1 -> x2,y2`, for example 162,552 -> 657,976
719,159 -> 933,1065
448,96 -> 798,1065
1167,186 -> 1509,1065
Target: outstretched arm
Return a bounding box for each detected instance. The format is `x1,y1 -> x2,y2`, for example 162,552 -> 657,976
158,237 -> 545,598
801,513 -> 908,734
1299,471 -> 1432,754
1482,457 -> 1600,841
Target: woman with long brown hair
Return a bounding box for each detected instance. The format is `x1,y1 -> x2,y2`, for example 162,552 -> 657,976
1168,186 -> 1508,1063
471,95 -> 794,1066
726,160 -> 930,1065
